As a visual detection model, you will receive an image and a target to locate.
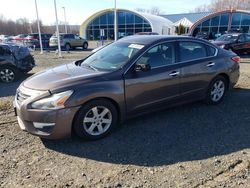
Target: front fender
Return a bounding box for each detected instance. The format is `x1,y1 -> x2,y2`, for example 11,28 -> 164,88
65,80 -> 126,121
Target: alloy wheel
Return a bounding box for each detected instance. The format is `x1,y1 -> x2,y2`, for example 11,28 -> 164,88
210,80 -> 225,102
0,68 -> 15,83
83,106 -> 112,136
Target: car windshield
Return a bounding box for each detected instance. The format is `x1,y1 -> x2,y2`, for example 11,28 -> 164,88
81,42 -> 144,71
216,35 -> 238,42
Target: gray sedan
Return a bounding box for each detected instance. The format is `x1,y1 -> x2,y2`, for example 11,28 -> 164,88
14,36 -> 240,140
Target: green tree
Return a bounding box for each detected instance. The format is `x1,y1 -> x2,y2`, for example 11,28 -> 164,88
178,24 -> 185,35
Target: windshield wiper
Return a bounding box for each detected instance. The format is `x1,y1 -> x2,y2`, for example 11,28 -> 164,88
82,64 -> 98,71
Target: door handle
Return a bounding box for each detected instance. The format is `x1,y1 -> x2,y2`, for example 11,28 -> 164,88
207,62 -> 215,67
169,71 -> 180,77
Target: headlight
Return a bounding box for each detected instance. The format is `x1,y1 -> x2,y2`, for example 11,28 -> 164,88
31,90 -> 73,110
220,45 -> 225,49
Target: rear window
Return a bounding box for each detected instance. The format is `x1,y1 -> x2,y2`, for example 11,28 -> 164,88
245,34 -> 250,42
179,42 -> 207,62
206,45 -> 216,56
27,34 -> 39,39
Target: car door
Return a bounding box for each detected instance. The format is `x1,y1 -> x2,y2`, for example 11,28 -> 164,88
124,41 -> 181,114
177,41 -> 218,100
66,34 -> 75,47
244,34 -> 250,53
73,35 -> 83,47
231,34 -> 246,53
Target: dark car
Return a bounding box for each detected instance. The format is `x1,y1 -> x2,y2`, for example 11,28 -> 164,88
195,32 -> 209,40
0,44 -> 35,83
14,36 -> 240,140
24,33 -> 52,49
212,33 -> 250,55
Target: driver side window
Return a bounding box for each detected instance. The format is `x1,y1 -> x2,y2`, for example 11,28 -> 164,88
136,42 -> 175,69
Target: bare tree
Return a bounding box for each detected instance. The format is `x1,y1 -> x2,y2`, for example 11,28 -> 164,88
193,0 -> 250,12
135,6 -> 163,15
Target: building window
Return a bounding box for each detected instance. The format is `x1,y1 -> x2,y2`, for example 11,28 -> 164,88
191,11 -> 250,39
86,11 -> 152,40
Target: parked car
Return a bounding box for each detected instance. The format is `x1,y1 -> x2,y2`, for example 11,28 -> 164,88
14,36 -> 240,140
24,33 -> 52,49
0,35 -> 9,42
212,33 -> 250,55
13,34 -> 28,42
195,32 -> 209,40
0,44 -> 35,83
0,35 -> 14,43
49,33 -> 88,50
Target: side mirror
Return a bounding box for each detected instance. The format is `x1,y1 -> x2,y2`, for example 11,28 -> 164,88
135,63 -> 151,72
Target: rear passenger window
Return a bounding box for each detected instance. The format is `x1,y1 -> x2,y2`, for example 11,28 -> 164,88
245,34 -> 250,42
207,45 -> 216,56
179,42 -> 207,62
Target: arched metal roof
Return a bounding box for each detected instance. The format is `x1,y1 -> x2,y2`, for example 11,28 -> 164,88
80,8 -> 173,38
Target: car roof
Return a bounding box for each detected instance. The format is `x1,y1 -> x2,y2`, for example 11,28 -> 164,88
118,35 -> 205,45
0,43 -> 26,48
223,33 -> 242,36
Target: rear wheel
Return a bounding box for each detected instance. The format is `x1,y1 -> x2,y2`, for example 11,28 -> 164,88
65,43 -> 71,51
0,66 -> 19,83
73,99 -> 118,140
205,76 -> 227,105
82,42 -> 88,50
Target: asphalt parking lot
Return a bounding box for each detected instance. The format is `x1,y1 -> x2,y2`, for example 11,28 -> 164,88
0,51 -> 250,187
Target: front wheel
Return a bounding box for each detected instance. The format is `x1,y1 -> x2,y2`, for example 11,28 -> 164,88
73,99 -> 118,140
0,66 -> 19,83
205,76 -> 227,105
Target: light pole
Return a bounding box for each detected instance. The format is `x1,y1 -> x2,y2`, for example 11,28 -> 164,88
54,0 -> 62,57
114,0 -> 118,41
62,6 -> 67,34
34,0 -> 43,54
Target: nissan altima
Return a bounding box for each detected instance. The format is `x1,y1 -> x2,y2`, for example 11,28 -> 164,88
14,35 -> 240,140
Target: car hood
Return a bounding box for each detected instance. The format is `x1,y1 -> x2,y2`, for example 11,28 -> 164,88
23,62 -> 105,91
212,40 -> 230,46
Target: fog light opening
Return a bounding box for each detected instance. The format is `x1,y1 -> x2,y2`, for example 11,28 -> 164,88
33,122 -> 55,129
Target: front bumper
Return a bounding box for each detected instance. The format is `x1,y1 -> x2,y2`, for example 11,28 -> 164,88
14,86 -> 80,139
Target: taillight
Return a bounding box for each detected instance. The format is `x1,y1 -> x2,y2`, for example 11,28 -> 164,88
231,56 -> 240,63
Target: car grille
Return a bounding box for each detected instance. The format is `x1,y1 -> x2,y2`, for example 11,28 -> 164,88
16,90 -> 31,105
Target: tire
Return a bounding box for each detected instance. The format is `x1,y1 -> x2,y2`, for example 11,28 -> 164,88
65,43 -> 71,51
205,76 -> 228,105
0,66 -> 19,83
73,99 -> 118,140
82,42 -> 88,50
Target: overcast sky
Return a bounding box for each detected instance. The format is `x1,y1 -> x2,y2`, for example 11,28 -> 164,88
0,0 -> 212,25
